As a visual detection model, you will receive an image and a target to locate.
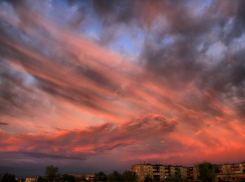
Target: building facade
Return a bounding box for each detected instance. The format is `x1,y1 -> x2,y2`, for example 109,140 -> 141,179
132,162 -> 245,181
216,162 -> 245,181
26,178 -> 37,182
132,164 -> 195,181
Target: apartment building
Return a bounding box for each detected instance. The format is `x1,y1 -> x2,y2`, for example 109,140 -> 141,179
216,162 -> 245,181
175,166 -> 187,180
132,164 -> 193,181
26,178 -> 37,182
132,163 -> 154,181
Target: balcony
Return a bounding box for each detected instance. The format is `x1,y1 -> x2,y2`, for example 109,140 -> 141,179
231,165 -> 239,168
153,173 -> 160,175
231,168 -> 240,171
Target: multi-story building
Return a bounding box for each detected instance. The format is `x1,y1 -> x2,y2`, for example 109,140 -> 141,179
216,162 -> 245,181
132,164 -> 194,181
152,164 -> 165,181
193,166 -> 198,180
132,163 -> 153,181
164,165 -> 171,179
26,178 -> 37,182
187,167 -> 194,181
175,166 -> 187,180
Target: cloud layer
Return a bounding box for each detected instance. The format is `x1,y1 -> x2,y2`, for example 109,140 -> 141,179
0,0 -> 245,177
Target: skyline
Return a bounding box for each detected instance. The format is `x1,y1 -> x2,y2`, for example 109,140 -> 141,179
1,0 -> 245,178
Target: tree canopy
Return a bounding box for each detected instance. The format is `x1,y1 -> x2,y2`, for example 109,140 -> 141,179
45,165 -> 60,182
96,172 -> 107,181
170,170 -> 181,182
144,174 -> 152,182
1,173 -> 17,182
122,170 -> 136,181
107,171 -> 122,181
37,177 -> 45,182
61,174 -> 75,182
196,161 -> 217,182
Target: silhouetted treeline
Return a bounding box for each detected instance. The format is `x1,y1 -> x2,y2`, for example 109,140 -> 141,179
0,173 -> 17,182
0,168 -> 136,182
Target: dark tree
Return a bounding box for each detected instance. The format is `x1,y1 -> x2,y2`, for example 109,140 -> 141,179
61,174 -> 75,182
1,173 -> 17,182
95,172 -> 107,181
45,165 -> 60,182
122,170 -> 136,181
107,171 -> 122,181
144,174 -> 152,182
214,166 -> 221,174
196,161 -> 217,182
37,177 -> 44,182
170,170 -> 181,182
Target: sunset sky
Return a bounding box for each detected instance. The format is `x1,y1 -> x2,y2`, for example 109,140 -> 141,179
1,0 -> 245,178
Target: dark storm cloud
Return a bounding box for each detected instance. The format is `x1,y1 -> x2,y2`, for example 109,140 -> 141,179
0,58 -> 41,118
0,151 -> 85,160
0,122 -> 8,125
92,0 -> 135,26
132,0 -> 245,120
0,9 -> 123,118
0,0 -> 244,126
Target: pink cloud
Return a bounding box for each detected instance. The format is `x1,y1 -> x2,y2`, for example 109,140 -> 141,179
1,0 -> 245,172
195,130 -> 203,135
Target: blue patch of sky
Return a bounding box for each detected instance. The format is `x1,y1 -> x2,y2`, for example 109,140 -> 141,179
49,0 -> 67,20
161,35 -> 174,46
224,17 -> 234,34
197,43 -> 204,51
83,19 -> 103,40
23,73 -> 36,86
109,31 -> 145,57
49,0 -> 146,59
185,0 -> 212,17
49,0 -> 92,29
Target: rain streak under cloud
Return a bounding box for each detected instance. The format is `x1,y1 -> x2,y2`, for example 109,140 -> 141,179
0,0 -> 245,178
